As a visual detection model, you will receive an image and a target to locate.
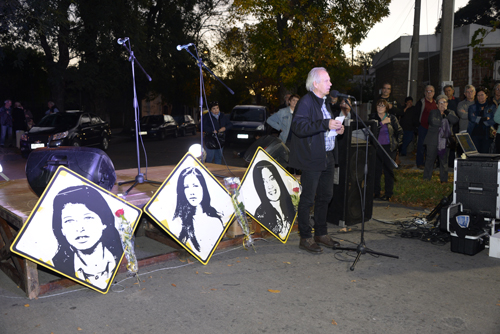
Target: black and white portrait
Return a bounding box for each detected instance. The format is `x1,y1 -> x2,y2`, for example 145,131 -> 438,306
240,148 -> 300,242
11,167 -> 141,294
144,153 -> 234,264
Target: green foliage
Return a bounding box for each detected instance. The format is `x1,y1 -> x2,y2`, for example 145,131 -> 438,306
218,0 -> 390,107
436,0 -> 500,33
0,0 -> 231,124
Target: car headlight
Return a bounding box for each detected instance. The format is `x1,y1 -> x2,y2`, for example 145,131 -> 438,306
51,131 -> 69,141
256,124 -> 265,131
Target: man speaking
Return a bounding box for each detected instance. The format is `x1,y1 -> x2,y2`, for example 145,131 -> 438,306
289,67 -> 344,254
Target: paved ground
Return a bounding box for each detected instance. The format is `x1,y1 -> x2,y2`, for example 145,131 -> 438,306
1,136 -> 500,333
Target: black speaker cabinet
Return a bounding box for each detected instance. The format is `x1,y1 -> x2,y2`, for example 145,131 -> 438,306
26,147 -> 116,197
453,158 -> 500,218
243,135 -> 289,168
327,119 -> 377,226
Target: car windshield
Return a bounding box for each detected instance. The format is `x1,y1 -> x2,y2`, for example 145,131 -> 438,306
230,108 -> 265,122
173,116 -> 185,124
37,113 -> 81,128
141,116 -> 164,125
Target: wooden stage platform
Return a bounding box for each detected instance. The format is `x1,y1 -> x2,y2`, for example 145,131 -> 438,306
0,163 -> 271,299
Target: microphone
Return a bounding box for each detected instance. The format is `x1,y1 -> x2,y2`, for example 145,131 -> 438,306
330,90 -> 354,99
176,43 -> 193,51
117,37 -> 129,45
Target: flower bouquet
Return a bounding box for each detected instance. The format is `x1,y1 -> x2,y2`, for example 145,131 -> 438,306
224,177 -> 255,251
115,209 -> 139,276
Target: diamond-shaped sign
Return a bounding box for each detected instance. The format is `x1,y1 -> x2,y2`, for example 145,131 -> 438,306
143,153 -> 235,265
239,148 -> 300,243
11,166 -> 142,294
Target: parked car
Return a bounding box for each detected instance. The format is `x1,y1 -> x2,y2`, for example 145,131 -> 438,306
226,105 -> 270,145
173,115 -> 197,136
20,111 -> 111,158
130,114 -> 178,140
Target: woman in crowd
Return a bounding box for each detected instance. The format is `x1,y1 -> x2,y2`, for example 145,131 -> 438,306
370,99 -> 403,201
52,185 -> 122,290
467,87 -> 496,153
172,167 -> 224,257
492,83 -> 500,153
252,160 -> 295,239
423,95 -> 458,183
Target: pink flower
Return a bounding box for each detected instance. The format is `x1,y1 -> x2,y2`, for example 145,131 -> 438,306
115,209 -> 125,217
293,187 -> 299,193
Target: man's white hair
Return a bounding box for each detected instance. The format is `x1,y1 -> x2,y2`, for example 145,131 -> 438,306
305,67 -> 327,92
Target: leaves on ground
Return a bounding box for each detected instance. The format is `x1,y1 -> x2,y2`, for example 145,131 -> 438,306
268,289 -> 280,293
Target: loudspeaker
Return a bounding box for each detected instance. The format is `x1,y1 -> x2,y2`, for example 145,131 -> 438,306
327,119 -> 376,226
26,147 -> 116,197
453,158 -> 500,218
243,135 -> 289,168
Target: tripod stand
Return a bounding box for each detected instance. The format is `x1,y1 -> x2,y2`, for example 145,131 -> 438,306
334,98 -> 399,270
117,38 -> 161,195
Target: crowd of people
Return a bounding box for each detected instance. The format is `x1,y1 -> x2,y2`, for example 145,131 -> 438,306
0,100 -> 55,148
249,71 -> 500,253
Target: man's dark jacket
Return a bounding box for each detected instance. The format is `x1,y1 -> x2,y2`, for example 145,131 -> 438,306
289,91 -> 338,171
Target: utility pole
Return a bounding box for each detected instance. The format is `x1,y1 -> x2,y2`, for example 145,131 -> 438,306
409,0 -> 421,101
439,0 -> 455,93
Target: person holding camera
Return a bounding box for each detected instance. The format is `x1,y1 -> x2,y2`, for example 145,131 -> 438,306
202,101 -> 233,164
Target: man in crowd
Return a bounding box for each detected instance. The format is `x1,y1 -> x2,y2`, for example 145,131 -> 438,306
457,85 -> 476,133
371,82 -> 400,116
45,101 -> 59,115
443,85 -> 458,113
289,67 -> 344,254
202,101 -> 232,164
397,96 -> 419,156
11,102 -> 27,149
277,94 -> 291,109
0,100 -> 13,147
415,85 -> 436,168
443,85 -> 458,167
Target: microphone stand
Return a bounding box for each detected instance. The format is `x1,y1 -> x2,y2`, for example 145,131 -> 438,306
335,98 -> 399,271
180,45 -> 233,163
117,39 -> 161,195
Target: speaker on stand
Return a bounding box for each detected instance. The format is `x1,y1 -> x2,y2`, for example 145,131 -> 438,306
327,119 -> 377,226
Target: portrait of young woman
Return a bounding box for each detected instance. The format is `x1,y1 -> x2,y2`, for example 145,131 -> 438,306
170,166 -> 225,258
252,160 -> 296,240
51,185 -> 123,290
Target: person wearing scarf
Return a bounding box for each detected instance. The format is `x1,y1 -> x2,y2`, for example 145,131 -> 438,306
423,95 -> 458,183
467,87 -> 496,153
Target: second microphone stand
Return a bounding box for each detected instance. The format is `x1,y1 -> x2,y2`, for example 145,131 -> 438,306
118,39 -> 161,195
335,99 -> 399,270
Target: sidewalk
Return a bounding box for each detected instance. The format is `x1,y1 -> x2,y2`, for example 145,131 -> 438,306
1,198 -> 499,333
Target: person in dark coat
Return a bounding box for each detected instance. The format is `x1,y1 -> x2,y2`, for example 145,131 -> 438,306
396,96 -> 419,156
11,102 -> 27,149
423,95 -> 459,183
202,101 -> 233,164
467,87 -> 496,154
288,67 -> 344,254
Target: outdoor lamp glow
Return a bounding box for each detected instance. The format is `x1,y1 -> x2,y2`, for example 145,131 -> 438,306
188,144 -> 205,161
